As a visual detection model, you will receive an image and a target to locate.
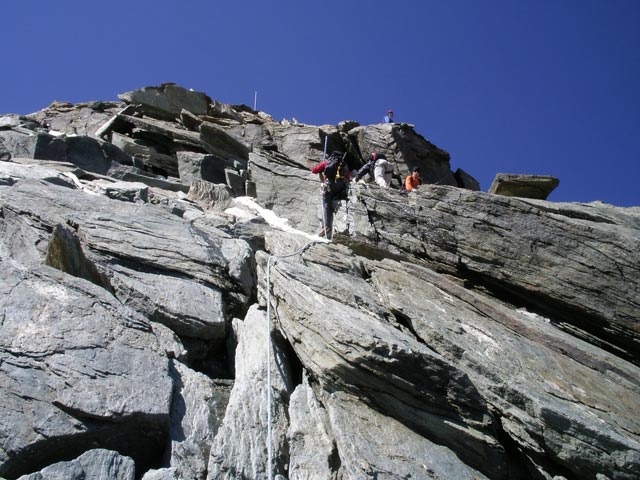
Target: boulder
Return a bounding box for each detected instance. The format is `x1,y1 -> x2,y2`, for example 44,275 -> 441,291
0,129 -> 37,159
0,131 -> 132,176
108,167 -> 190,193
0,114 -> 22,129
0,162 -> 255,326
116,114 -> 203,151
109,265 -> 227,340
111,132 -> 179,178
17,449 -> 135,480
488,173 -> 559,199
324,391 -> 490,479
187,180 -> 234,213
199,121 -> 250,163
0,160 -> 81,189
208,100 -> 245,123
28,101 -> 124,138
141,468 -> 180,480
0,261 -> 172,479
223,123 -> 275,152
286,379 -> 338,480
267,123 -> 344,168
83,179 -> 150,203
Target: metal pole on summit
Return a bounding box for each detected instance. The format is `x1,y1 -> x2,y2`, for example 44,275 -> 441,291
254,91 -> 258,111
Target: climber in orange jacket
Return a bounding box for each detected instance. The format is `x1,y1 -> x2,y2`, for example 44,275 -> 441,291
404,166 -> 423,192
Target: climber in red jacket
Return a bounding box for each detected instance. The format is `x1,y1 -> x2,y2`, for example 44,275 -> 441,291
312,151 -> 350,239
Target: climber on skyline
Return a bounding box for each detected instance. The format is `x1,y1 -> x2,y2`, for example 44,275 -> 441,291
384,109 -> 394,123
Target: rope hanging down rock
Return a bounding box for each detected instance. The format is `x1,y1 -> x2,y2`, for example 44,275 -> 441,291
264,239 -> 324,480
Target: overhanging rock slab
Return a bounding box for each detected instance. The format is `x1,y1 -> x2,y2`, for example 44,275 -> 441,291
488,173 -> 559,199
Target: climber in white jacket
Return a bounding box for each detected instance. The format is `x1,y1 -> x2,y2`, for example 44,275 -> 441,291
374,154 -> 394,187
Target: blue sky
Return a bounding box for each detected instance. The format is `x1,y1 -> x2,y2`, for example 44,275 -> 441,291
4,0 -> 639,206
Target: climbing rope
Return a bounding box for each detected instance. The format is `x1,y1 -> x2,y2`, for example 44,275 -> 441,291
264,239 -> 324,480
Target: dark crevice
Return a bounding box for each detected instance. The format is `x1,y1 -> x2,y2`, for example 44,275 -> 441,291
185,336 -> 234,380
45,223 -> 114,295
0,415 -> 168,480
273,327 -> 304,391
491,409 -> 578,480
332,233 -> 407,263
390,308 -> 429,348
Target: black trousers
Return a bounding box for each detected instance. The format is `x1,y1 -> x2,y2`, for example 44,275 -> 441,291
321,179 -> 347,237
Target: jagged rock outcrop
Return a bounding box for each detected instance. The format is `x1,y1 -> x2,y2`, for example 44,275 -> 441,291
118,83 -> 213,120
0,84 -> 638,480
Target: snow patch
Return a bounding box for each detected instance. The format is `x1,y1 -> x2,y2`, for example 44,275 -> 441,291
517,308 -> 551,323
227,196 -> 329,242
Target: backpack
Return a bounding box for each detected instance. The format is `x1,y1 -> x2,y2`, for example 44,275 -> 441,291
323,151 -> 346,182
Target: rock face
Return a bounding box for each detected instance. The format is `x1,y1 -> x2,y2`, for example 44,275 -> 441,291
0,85 -> 638,480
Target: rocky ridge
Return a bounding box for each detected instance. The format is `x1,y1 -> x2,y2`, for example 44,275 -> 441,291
0,83 -> 638,480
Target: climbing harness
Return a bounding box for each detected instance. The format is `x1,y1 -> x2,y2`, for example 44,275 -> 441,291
264,239 -> 324,480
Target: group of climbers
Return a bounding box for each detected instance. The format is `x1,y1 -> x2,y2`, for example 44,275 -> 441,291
312,151 -> 423,239
311,107 -> 426,239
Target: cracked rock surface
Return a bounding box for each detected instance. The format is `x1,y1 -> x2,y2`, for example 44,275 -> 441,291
1,85 -> 638,480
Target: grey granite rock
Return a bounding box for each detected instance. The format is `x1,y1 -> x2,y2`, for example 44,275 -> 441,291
249,150 -> 325,234
166,361 -> 231,480
348,184 -> 640,361
176,151 -> 227,185
349,122 -> 457,187
259,230 -> 640,479
206,305 -> 293,480
18,449 -> 135,480
0,261 -> 172,478
287,379 -> 338,480
2,88 -> 638,480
